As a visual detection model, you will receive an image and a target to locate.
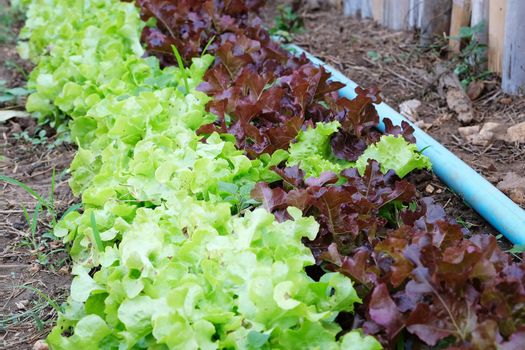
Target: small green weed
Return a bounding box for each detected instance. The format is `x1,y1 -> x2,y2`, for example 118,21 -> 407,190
0,168 -> 61,227
450,22 -> 491,88
1,170 -> 79,268
0,3 -> 24,44
0,79 -> 31,105
13,128 -> 72,150
0,285 -> 63,332
269,5 -> 303,42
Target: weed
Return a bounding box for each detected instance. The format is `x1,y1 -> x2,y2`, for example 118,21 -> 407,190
0,3 -> 24,44
20,201 -> 43,251
509,244 -> 525,254
269,5 -> 303,42
449,22 -> 491,88
4,59 -> 30,79
456,217 -> 474,230
0,174 -> 56,221
171,44 -> 190,93
1,171 -> 78,269
0,79 -> 31,105
13,128 -> 72,149
0,285 -> 63,332
367,50 -> 395,64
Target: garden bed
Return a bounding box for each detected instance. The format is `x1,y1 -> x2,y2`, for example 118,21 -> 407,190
1,1 -> 525,349
262,2 -> 525,236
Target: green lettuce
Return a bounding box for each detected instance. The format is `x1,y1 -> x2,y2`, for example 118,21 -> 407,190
19,0 -> 383,348
48,204 -> 372,349
287,121 -> 351,178
356,134 -> 431,178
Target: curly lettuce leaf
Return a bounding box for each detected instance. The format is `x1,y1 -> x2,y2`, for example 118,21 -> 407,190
356,134 -> 431,178
287,121 -> 352,178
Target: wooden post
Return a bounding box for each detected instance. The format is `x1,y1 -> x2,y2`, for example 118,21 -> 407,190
502,0 -> 525,94
471,0 -> 489,44
371,0 -> 385,24
488,0 -> 507,74
408,0 -> 422,29
384,0 -> 410,30
449,0 -> 472,52
344,0 -> 360,16
361,0 -> 373,18
420,0 -> 453,45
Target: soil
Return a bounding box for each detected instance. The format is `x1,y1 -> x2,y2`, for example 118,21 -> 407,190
262,2 -> 525,241
0,2 -> 77,349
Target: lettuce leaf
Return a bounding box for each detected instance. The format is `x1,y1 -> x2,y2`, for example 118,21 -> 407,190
356,134 -> 431,178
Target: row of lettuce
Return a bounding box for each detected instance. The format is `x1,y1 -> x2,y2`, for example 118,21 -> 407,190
127,0 -> 525,348
19,0 -> 525,349
18,0 -> 385,348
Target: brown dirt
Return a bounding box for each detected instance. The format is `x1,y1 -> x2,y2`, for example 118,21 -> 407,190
263,2 -> 525,241
0,2 -> 77,349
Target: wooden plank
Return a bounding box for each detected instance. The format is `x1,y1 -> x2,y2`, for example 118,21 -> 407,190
471,0 -> 489,44
408,0 -> 421,29
420,0 -> 453,45
371,0 -> 385,24
449,0 -> 472,52
488,0 -> 507,73
385,0 -> 410,30
361,0 -> 373,18
502,0 -> 525,94
343,0 -> 360,16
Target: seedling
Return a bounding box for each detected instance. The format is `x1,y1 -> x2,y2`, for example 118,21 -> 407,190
0,4 -> 24,43
171,44 -> 190,93
449,22 -> 491,89
269,5 -> 303,41
0,79 -> 31,105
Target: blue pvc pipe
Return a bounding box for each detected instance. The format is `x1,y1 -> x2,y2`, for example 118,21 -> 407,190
288,44 -> 525,245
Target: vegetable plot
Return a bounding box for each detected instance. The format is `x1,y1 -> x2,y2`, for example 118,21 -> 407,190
20,0 -> 378,348
17,0 -> 525,349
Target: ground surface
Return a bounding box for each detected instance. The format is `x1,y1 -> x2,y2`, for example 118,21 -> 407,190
1,1 -> 524,349
0,2 -> 76,349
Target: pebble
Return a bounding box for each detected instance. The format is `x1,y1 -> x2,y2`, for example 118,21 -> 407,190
507,121 -> 525,143
33,340 -> 49,350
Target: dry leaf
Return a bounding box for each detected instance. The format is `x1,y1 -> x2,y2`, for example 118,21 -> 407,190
0,110 -> 31,123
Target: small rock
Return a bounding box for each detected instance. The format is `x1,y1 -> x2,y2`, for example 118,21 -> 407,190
475,122 -> 501,145
33,340 -> 49,350
457,112 -> 474,124
509,190 -> 525,206
467,80 -> 484,100
15,300 -> 29,310
497,172 -> 525,206
480,122 -> 504,135
498,97 -> 512,105
399,99 -> 422,122
436,188 -> 443,194
425,184 -> 435,194
498,172 -> 525,191
460,122 -> 506,146
447,89 -> 471,112
458,125 -> 480,139
58,265 -> 69,275
507,122 -> 525,143
446,88 -> 473,124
